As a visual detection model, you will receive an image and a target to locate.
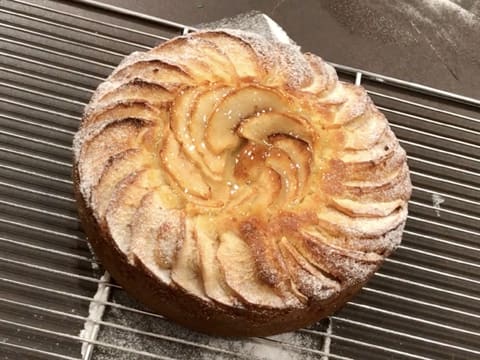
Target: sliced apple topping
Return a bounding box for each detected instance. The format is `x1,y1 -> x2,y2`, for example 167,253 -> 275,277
170,87 -> 225,181
238,112 -> 314,146
157,37 -> 237,82
344,145 -> 406,182
171,218 -> 209,299
95,80 -> 173,109
265,148 -> 298,205
217,232 -> 285,308
344,162 -> 408,193
91,149 -> 147,222
294,231 -> 380,284
170,87 -> 199,146
149,43 -> 220,82
344,163 -> 411,203
239,219 -> 304,306
206,86 -> 288,154
343,105 -> 388,150
130,191 -> 184,279
304,224 -> 401,255
78,118 -> 150,200
225,185 -> 256,210
225,176 -> 276,212
195,31 -> 264,79
234,142 -> 267,181
240,219 -> 287,288
331,198 -> 404,218
301,53 -> 337,96
160,133 -> 211,199
84,101 -> 162,127
111,59 -> 194,89
190,86 -> 232,177
251,168 -> 282,210
279,238 -> 339,301
340,129 -> 397,165
194,216 -> 239,306
330,83 -> 369,126
230,144 -> 270,203
317,205 -> 408,238
271,136 -> 311,196
105,168 -> 162,255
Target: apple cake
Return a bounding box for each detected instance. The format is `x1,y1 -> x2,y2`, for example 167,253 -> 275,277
73,29 -> 411,336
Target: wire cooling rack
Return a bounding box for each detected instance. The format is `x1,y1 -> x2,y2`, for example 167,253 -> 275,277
0,0 -> 479,359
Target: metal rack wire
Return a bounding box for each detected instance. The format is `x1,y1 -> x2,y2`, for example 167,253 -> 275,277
0,0 -> 478,359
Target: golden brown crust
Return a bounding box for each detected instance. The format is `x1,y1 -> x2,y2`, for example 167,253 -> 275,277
73,29 -> 411,336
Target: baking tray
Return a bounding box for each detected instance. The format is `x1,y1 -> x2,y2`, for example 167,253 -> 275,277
0,0 -> 479,359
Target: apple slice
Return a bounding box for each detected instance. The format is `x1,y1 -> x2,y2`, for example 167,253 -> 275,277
251,168 -> 282,210
344,145 -> 406,183
77,118 -> 151,200
271,135 -> 311,195
130,191 -> 184,276
217,232 -> 285,308
330,83 -> 369,127
225,185 -> 255,210
170,88 -> 224,180
344,163 -> 411,203
305,224 -> 402,255
238,112 -> 314,146
170,87 -> 199,145
301,53 -> 337,96
95,79 -> 173,109
279,238 -> 339,301
294,231 -> 380,284
84,101 -> 161,127
91,148 -> 147,222
111,59 -> 194,89
190,86 -> 232,177
317,205 -> 408,238
206,86 -> 288,154
265,148 -> 298,205
150,40 -> 221,82
239,218 -> 287,288
238,219 -> 304,306
105,168 -> 161,255
195,31 -> 264,79
344,163 -> 408,194
160,133 -> 211,199
194,218 -> 239,306
340,129 -> 397,165
343,105 -> 388,150
331,198 -> 404,218
171,218 -> 209,300
157,37 -> 237,82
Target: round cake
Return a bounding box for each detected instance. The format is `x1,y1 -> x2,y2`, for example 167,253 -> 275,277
73,29 -> 411,336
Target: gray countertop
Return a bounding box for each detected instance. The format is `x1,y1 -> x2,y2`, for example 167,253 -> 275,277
99,0 -> 480,99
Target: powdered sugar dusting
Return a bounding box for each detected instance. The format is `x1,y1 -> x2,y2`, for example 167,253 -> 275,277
263,14 -> 291,44
276,42 -> 312,88
80,272 -> 111,360
92,289 -> 329,360
198,11 -> 296,45
432,193 -> 445,217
